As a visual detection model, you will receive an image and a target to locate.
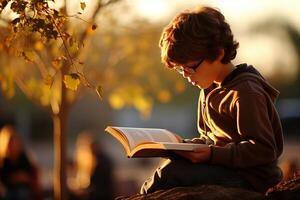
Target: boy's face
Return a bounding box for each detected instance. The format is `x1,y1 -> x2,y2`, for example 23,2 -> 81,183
178,58 -> 223,89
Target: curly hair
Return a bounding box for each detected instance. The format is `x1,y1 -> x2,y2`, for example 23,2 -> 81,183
159,6 -> 239,68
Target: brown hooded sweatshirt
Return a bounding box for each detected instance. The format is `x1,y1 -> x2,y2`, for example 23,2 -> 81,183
197,64 -> 284,193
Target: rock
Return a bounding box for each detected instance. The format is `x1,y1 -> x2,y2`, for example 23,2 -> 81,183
116,185 -> 266,200
116,172 -> 300,200
266,172 -> 300,200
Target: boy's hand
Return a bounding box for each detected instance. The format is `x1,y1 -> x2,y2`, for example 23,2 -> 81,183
182,138 -> 205,144
174,145 -> 211,163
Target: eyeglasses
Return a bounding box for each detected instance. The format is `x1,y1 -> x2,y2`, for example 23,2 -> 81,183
175,59 -> 204,75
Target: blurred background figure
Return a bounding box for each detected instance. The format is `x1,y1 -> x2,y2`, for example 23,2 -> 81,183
68,131 -> 115,200
0,125 -> 43,200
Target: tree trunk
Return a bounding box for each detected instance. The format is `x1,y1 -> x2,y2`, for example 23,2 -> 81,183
53,67 -> 70,200
53,112 -> 68,200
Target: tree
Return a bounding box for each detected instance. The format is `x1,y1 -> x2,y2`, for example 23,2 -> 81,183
1,1 -> 120,199
0,1 -> 186,199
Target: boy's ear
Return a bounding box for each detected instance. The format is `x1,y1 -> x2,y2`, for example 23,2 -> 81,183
216,48 -> 225,61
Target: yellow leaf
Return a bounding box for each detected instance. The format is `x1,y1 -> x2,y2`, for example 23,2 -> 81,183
157,89 -> 171,103
175,81 -> 186,94
133,96 -> 152,119
34,41 -> 44,51
44,74 -> 53,86
95,85 -> 103,100
63,73 -> 80,91
21,51 -> 34,62
109,93 -> 125,110
80,2 -> 86,10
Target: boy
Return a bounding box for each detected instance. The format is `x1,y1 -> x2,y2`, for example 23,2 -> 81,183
140,6 -> 284,194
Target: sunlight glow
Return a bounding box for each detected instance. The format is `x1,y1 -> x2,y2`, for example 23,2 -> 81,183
134,0 -> 170,22
237,34 -> 298,82
129,0 -> 300,80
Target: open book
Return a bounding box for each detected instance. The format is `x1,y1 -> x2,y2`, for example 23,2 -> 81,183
105,126 -> 206,158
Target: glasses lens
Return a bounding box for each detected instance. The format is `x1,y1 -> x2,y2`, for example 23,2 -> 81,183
184,67 -> 195,74
175,59 -> 203,75
176,67 -> 184,74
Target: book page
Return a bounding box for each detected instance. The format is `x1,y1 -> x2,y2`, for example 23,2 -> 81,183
115,127 -> 179,149
130,143 -> 207,157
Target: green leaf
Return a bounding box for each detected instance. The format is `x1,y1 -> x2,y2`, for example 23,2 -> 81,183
64,73 -> 80,91
80,2 -> 86,10
95,85 -> 103,100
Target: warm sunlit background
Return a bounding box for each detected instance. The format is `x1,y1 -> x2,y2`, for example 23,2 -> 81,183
1,0 -> 300,199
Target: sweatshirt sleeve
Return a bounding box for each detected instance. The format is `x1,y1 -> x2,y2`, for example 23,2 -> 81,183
210,92 -> 279,168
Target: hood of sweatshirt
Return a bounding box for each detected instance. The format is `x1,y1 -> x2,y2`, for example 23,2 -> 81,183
220,63 -> 280,102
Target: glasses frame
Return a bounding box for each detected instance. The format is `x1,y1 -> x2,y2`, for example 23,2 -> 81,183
176,59 -> 204,75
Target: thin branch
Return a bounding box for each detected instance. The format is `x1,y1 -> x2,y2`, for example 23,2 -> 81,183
77,0 -> 121,47
40,7 -> 96,90
70,0 -> 122,89
45,9 -> 78,73
32,50 -> 49,78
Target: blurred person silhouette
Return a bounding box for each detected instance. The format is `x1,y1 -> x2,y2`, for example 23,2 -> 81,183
68,131 -> 114,200
0,125 -> 43,200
